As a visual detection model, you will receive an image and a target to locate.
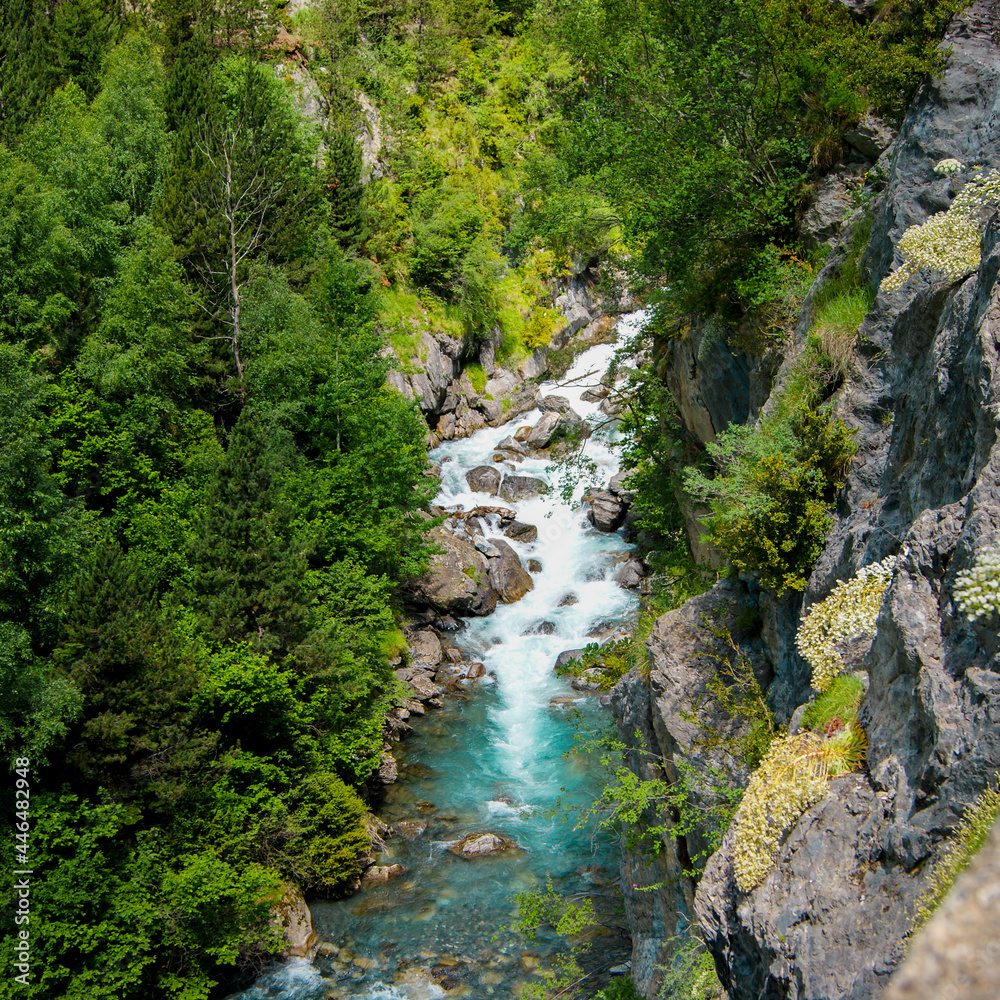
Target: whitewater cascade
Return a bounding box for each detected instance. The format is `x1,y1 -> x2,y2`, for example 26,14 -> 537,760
230,312 -> 646,1000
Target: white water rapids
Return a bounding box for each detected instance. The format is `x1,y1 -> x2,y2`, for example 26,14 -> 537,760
229,311 -> 647,1000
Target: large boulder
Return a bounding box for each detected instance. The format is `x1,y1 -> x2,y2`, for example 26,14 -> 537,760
409,528 -> 497,616
584,489 -> 627,532
539,394 -> 571,413
487,538 -> 534,603
447,832 -> 522,858
270,886 -> 319,961
526,410 -> 564,449
504,520 -> 538,543
465,465 -> 501,495
408,630 -> 442,666
498,475 -> 549,502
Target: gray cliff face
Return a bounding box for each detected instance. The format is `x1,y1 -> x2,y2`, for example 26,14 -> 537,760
615,5 -> 1000,997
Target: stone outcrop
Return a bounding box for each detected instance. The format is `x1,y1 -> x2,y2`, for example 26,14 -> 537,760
615,6 -> 1000,998
270,885 -> 319,961
408,527 -> 497,616
486,538 -> 534,603
881,818 -> 1000,1000
584,488 -> 628,532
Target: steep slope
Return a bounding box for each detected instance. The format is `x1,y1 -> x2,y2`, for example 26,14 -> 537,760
615,4 -> 1000,997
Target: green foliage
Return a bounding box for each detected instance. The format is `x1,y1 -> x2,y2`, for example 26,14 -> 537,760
799,674 -> 865,735
594,977 -> 645,1000
465,361 -> 488,394
912,780 -> 1000,929
686,393 -> 857,593
655,936 -> 723,1000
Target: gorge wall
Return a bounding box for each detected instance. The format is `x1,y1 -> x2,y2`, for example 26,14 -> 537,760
614,4 -> 1000,997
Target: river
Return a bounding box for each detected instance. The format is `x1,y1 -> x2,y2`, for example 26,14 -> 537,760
228,312 -> 645,1000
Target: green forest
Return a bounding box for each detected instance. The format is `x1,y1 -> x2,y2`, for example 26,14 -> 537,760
0,0 -> 961,997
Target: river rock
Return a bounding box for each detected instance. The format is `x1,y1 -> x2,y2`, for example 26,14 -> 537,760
486,538 -> 534,603
615,558 -> 647,589
513,425 -> 532,442
362,864 -> 406,884
408,630 -> 442,666
447,832 -> 521,858
527,558 -> 542,572
498,475 -> 549,502
465,465 -> 501,495
580,387 -> 609,402
584,489 -> 627,531
609,469 -> 635,496
522,620 -> 555,635
504,520 -> 538,542
395,819 -> 428,840
538,394 -> 571,413
496,435 -> 526,454
270,885 -> 319,960
409,527 -> 498,616
406,672 -> 443,701
571,668 -> 605,691
525,411 -> 564,449
473,536 -> 501,558
554,649 -> 585,671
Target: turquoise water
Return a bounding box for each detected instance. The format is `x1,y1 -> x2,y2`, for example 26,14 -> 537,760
229,319 -> 646,1000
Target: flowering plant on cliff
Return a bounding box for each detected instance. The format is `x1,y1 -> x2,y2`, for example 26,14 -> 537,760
795,556 -> 897,692
881,165 -> 1000,293
732,724 -> 867,892
953,547 -> 1000,622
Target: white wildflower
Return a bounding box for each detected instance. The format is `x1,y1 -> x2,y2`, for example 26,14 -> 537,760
953,547 -> 1000,622
795,556 -> 897,692
880,169 -> 1000,293
933,158 -> 964,175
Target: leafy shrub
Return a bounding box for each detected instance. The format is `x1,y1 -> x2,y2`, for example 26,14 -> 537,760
686,404 -> 857,593
795,556 -> 896,692
733,723 -> 867,891
912,780 -> 1000,928
655,935 -> 723,1000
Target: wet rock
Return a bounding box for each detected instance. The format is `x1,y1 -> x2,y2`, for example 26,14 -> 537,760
378,752 -> 398,784
584,489 -> 627,531
447,832 -> 522,858
464,662 -> 486,680
445,648 -> 463,663
549,695 -> 584,709
572,668 -> 605,691
465,465 -> 501,495
504,520 -> 538,543
615,558 -> 648,589
498,475 -> 549,502
580,386 -> 609,403
522,620 -> 556,635
525,411 -> 564,449
513,425 -> 533,442
554,649 -> 585,671
496,435 -> 527,454
486,538 -> 534,603
473,536 -> 501,558
538,394 -> 571,413
408,630 -> 442,666
558,593 -> 579,606
362,864 -> 406,884
395,819 -> 428,840
527,558 -> 542,573
408,527 -> 498,616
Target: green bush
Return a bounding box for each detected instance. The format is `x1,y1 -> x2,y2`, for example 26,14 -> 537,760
686,405 -> 857,594
800,674 -> 864,734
